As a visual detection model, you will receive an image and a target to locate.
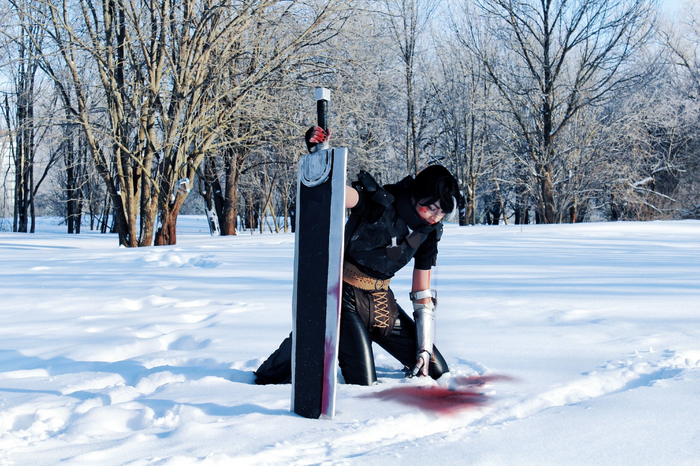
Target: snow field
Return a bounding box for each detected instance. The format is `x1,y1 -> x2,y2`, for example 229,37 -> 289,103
0,217 -> 699,465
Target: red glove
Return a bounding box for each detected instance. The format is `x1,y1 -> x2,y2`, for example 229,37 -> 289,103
305,126 -> 331,152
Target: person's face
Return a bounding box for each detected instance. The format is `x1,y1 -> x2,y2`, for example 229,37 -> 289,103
416,200 -> 445,225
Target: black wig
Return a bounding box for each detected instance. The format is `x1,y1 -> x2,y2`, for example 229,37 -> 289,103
409,165 -> 461,214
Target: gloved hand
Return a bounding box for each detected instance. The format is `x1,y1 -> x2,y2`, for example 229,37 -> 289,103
305,126 -> 331,152
412,350 -> 431,377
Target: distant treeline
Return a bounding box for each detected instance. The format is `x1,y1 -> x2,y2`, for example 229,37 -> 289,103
1,0 -> 698,244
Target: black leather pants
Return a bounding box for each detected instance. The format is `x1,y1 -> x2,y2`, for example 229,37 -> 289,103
254,284 -> 450,386
339,283 -> 449,385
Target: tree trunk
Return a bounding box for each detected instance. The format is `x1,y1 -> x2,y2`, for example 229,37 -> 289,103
154,209 -> 178,246
199,165 -> 221,236
459,192 -> 469,226
514,180 -> 529,225
221,147 -> 242,236
154,195 -> 184,245
100,192 -> 112,234
539,165 -> 556,224
200,156 -> 224,235
138,177 -> 158,247
65,119 -> 78,233
14,86 -> 34,233
495,180 -> 507,225
407,62 -> 418,174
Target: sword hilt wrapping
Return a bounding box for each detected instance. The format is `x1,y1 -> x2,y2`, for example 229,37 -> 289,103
315,88 -> 331,133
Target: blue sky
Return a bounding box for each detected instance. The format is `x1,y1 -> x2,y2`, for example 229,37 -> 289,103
660,0 -> 687,17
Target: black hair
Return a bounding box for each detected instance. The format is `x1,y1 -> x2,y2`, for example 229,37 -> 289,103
409,165 -> 460,214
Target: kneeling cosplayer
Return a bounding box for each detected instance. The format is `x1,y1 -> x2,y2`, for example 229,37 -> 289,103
255,127 -> 461,386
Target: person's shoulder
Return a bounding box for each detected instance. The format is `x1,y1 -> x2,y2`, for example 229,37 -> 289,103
385,175 -> 412,193
352,171 -> 395,208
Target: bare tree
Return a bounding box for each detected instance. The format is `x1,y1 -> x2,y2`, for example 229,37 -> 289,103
325,6 -> 404,182
379,0 -> 439,175
0,5 -> 61,232
2,10 -> 41,232
429,7 -> 500,225
17,0 -> 349,246
464,0 -> 656,223
662,5 -> 700,217
660,3 -> 700,94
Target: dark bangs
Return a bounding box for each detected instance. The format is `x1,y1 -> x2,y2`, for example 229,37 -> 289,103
410,165 -> 460,214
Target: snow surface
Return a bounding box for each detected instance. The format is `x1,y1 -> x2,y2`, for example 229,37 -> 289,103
1,217 -> 699,465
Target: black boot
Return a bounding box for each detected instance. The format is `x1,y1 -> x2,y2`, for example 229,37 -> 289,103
254,333 -> 292,384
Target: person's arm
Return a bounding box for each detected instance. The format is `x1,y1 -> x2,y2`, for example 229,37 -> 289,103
410,267 -> 436,377
346,185 -> 359,209
412,268 -> 431,303
306,127 -> 359,208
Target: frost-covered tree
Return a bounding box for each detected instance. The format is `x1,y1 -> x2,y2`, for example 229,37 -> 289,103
461,0 -> 657,223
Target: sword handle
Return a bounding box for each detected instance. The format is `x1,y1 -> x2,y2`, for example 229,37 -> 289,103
315,88 -> 330,133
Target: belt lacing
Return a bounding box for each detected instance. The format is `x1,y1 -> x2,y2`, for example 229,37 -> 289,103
372,291 -> 390,328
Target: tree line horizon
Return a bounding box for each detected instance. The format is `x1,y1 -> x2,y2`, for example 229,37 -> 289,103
1,0 -> 698,246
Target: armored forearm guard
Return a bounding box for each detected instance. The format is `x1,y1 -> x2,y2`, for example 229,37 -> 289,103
413,304 -> 436,356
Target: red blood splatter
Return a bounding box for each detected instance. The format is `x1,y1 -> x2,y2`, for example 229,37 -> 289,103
363,374 -> 514,415
321,336 -> 335,417
366,386 -> 486,415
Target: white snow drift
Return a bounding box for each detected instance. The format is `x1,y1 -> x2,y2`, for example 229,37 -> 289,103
1,218 -> 699,465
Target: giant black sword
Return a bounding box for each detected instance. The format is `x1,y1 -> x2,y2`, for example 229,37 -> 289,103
291,88 -> 347,419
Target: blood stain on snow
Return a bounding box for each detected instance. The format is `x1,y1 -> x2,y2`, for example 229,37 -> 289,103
363,375 -> 512,415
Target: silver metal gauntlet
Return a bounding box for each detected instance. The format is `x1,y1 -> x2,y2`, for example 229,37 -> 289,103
413,303 -> 436,357
410,289 -> 437,376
